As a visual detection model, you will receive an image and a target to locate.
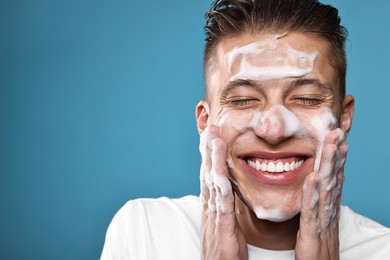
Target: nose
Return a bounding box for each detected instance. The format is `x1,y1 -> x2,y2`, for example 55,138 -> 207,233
252,106 -> 300,145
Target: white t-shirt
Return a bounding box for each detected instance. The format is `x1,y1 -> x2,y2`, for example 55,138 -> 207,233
101,195 -> 390,259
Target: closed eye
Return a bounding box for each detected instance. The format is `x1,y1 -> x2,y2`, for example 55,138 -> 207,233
228,98 -> 257,106
293,97 -> 323,106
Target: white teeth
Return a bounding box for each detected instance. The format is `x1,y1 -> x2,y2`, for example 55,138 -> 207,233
256,160 -> 261,171
267,162 -> 276,172
289,161 -> 295,170
284,162 -> 290,171
249,160 -> 256,168
275,162 -> 284,173
247,159 -> 304,173
261,162 -> 267,171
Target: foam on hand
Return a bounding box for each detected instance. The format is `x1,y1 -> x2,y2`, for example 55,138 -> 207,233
310,111 -> 338,172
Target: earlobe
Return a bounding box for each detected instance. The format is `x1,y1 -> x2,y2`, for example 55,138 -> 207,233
340,95 -> 355,137
196,100 -> 210,134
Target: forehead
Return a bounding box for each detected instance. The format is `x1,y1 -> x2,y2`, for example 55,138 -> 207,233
206,32 -> 338,97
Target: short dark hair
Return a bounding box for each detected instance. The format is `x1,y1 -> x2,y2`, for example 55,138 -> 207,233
204,0 -> 348,100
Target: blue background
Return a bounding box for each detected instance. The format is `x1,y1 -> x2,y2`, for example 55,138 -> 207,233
1,1 -> 389,259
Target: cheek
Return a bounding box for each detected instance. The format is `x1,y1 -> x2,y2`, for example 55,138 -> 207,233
298,109 -> 337,171
215,109 -> 255,140
297,109 -> 337,139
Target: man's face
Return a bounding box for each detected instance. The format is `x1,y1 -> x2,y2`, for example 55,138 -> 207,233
198,32 -> 353,222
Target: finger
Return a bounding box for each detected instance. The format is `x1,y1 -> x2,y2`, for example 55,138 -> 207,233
200,125 -> 232,252
211,138 -> 233,212
200,132 -> 211,220
332,141 -> 347,204
328,142 -> 347,225
208,180 -> 217,216
203,179 -> 217,242
316,129 -> 345,230
317,144 -> 337,229
210,138 -> 236,236
326,141 -> 348,224
317,128 -> 346,190
200,124 -> 220,150
336,142 -> 347,193
200,125 -> 221,231
207,138 -> 218,216
299,172 -> 320,239
200,163 -> 210,208
332,186 -> 343,227
200,125 -> 221,207
335,141 -> 348,174
200,125 -> 220,173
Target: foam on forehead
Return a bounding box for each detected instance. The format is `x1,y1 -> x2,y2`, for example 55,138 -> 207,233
227,34 -> 318,81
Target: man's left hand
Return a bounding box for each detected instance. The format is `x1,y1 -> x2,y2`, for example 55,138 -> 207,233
295,128 -> 348,260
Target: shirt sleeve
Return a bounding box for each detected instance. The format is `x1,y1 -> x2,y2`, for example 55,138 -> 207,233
340,206 -> 390,259
100,201 -> 147,260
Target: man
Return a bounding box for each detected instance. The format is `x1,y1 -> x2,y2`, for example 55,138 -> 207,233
101,0 -> 390,259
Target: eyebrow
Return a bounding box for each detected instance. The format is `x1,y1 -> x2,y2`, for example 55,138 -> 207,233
219,78 -> 334,98
286,78 -> 333,92
219,79 -> 259,98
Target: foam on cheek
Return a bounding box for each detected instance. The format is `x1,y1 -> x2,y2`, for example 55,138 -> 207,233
216,109 -> 253,134
216,106 -> 341,222
227,34 -> 318,81
217,106 -> 338,173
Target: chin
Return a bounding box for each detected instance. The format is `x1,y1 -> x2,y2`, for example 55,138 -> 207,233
234,184 -> 302,222
252,205 -> 300,222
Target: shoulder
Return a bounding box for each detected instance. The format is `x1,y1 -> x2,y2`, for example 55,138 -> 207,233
101,195 -> 202,260
340,206 -> 390,259
109,195 -> 202,234
119,195 -> 202,221
126,195 -> 202,210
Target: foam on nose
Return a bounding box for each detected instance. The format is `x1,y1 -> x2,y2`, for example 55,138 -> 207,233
249,105 -> 306,139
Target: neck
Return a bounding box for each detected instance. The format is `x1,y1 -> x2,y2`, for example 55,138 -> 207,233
235,194 -> 300,250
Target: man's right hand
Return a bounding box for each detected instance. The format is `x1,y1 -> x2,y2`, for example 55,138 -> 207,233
199,125 -> 248,260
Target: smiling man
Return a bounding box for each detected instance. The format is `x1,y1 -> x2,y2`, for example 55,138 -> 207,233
101,1 -> 390,259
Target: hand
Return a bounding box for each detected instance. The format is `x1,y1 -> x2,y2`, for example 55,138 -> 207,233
295,128 -> 348,260
199,125 -> 248,260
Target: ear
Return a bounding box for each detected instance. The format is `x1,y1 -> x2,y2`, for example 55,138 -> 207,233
340,95 -> 355,137
195,100 -> 210,135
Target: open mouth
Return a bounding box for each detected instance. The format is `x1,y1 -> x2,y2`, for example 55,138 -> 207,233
245,157 -> 307,173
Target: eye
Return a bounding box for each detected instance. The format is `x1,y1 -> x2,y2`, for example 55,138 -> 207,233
228,98 -> 257,106
292,97 -> 323,106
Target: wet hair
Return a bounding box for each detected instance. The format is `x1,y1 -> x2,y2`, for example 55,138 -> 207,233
204,0 -> 348,100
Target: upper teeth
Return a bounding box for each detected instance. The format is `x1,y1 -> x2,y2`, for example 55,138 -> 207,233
247,159 -> 304,173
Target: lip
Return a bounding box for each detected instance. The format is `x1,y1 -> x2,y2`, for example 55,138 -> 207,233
238,152 -> 313,185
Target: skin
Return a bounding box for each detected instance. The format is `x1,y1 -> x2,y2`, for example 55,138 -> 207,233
196,32 -> 354,259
